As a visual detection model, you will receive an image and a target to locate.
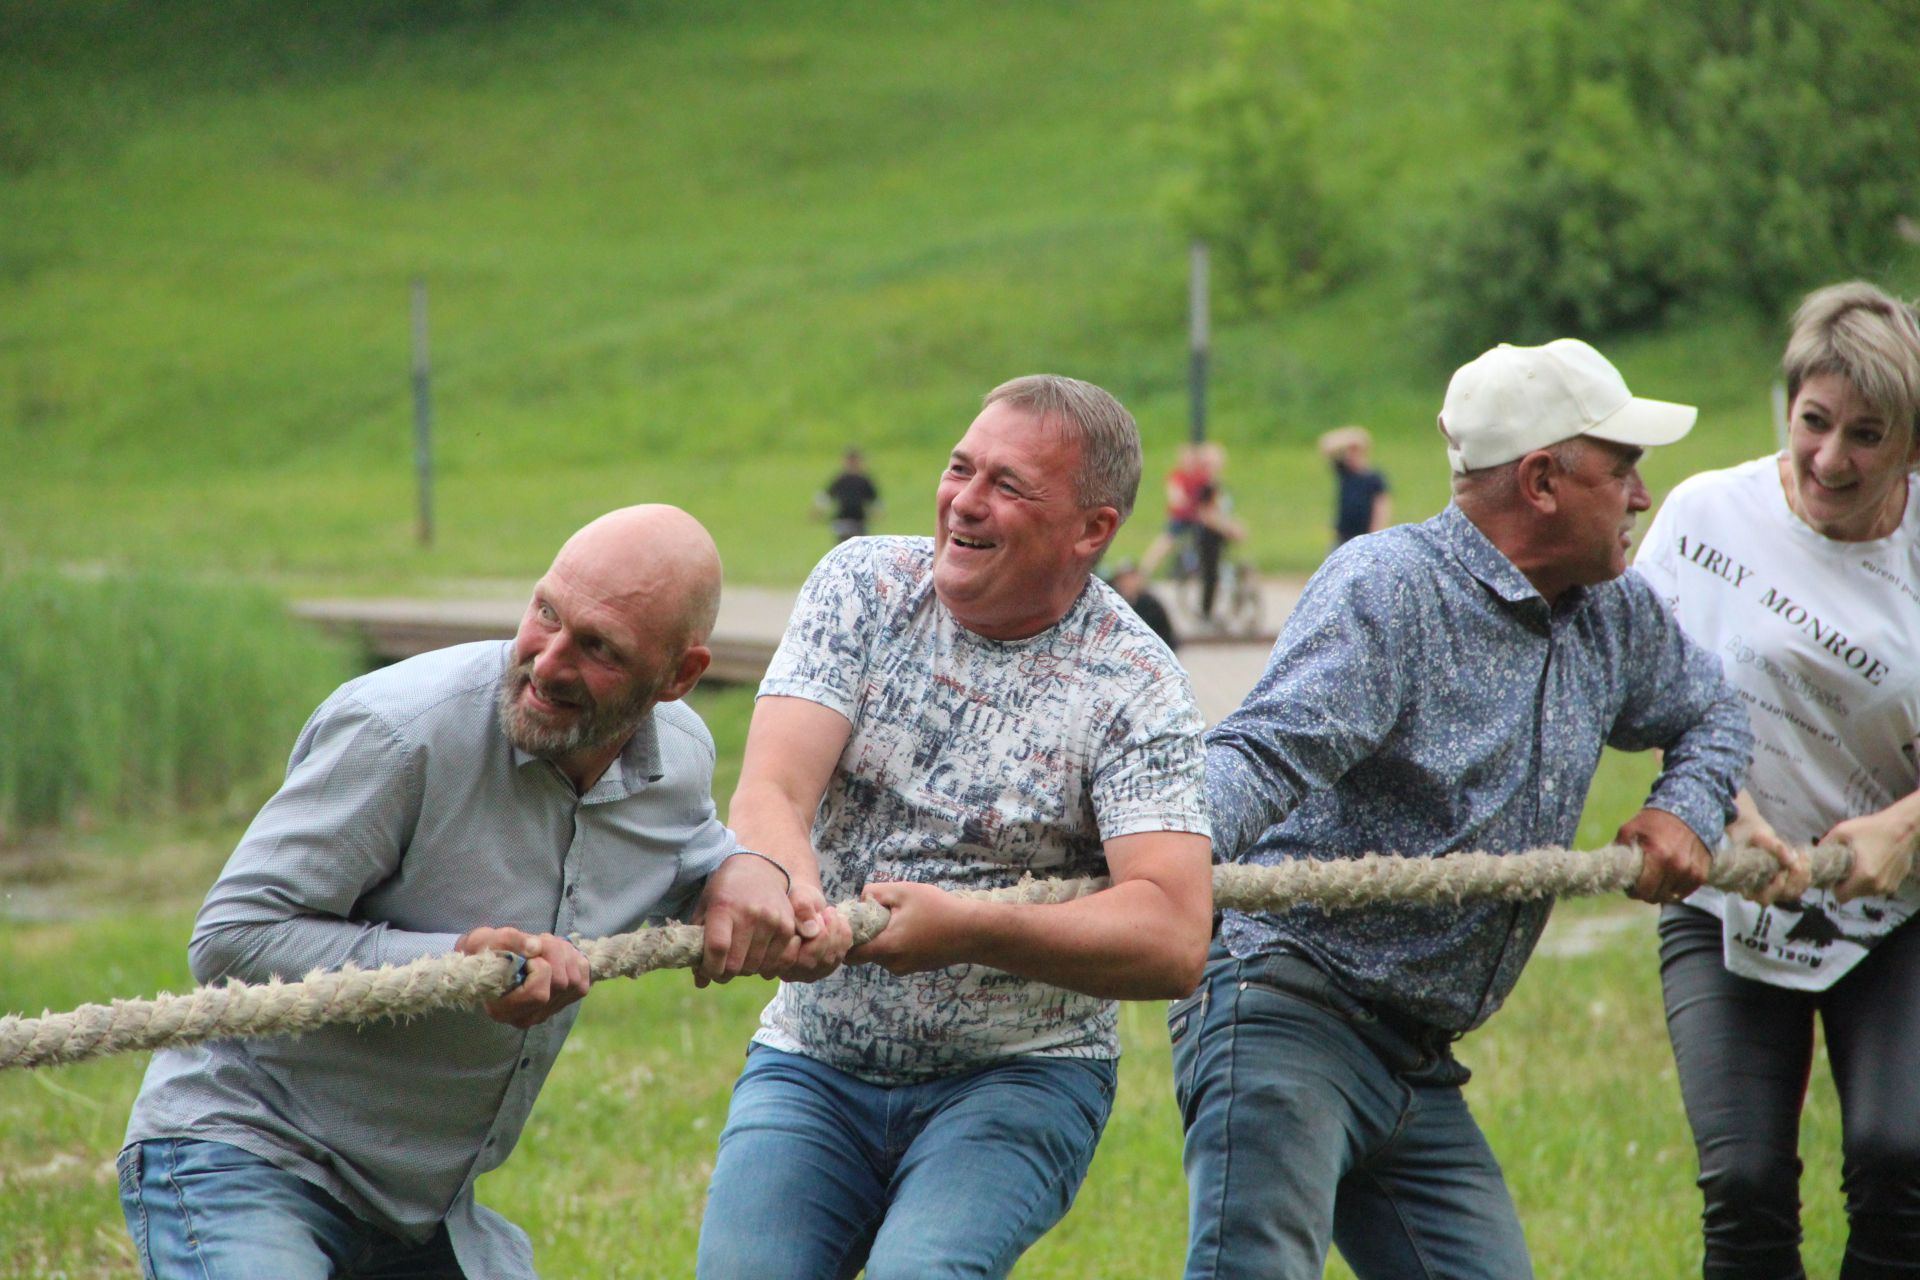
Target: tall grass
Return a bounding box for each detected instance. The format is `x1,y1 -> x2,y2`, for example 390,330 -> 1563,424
0,571 -> 352,840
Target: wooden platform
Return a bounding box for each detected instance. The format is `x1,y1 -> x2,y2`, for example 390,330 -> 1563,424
290,574 -> 1301,723
291,592 -> 784,686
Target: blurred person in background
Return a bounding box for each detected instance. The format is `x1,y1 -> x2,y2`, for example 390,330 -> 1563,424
1109,558 -> 1178,652
1318,424 -> 1392,548
1190,442 -> 1245,628
817,446 -> 883,541
1634,280 -> 1920,1280
1140,440 -> 1212,579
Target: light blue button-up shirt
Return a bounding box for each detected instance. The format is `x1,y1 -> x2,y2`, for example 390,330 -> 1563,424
1206,504 -> 1750,1032
125,641 -> 737,1277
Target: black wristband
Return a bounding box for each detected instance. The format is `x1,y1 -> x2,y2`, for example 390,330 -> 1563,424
725,848 -> 793,895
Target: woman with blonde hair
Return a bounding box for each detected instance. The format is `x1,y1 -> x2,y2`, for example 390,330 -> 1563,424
1634,280 -> 1920,1278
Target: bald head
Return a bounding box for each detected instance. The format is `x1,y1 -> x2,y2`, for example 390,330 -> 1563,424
502,505 -> 723,788
549,504 -> 723,649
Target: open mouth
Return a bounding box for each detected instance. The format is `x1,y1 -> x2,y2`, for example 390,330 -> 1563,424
523,678 -> 582,714
949,533 -> 996,551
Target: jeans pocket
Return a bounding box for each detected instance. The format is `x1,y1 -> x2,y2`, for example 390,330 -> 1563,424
116,1144 -> 142,1196
1168,986 -> 1209,1110
116,1145 -> 156,1280
1167,986 -> 1207,1046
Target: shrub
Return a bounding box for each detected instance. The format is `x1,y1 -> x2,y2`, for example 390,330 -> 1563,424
1420,0 -> 1920,355
1163,0 -> 1362,313
0,571 -> 353,839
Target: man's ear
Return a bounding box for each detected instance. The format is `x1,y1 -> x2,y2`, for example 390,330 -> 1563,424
656,645 -> 713,704
1075,506 -> 1121,560
1514,450 -> 1560,514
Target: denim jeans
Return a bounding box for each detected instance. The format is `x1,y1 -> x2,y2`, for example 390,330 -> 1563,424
1173,943 -> 1531,1280
118,1139 -> 465,1280
1661,904 -> 1920,1279
696,1044 -> 1116,1280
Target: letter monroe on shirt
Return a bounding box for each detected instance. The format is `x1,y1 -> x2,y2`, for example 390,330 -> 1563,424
1755,587 -> 1890,687
1671,535 -> 1891,688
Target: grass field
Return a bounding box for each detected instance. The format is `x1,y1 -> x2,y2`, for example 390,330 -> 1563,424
0,1 -> 1890,1273
8,1 -> 1909,592
0,687 -> 1850,1278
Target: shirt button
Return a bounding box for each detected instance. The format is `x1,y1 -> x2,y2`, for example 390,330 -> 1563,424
1544,779 -> 1556,793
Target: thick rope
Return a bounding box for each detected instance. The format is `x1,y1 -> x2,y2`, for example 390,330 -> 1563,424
0,842 -> 1855,1072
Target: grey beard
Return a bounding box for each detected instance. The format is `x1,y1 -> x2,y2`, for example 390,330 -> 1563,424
497,661 -> 656,761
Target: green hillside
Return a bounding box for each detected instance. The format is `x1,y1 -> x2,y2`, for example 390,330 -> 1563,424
2,0 -> 1912,589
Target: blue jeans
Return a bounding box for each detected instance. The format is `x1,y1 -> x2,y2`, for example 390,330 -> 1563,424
696,1044 -> 1116,1280
1173,944 -> 1531,1279
118,1139 -> 464,1280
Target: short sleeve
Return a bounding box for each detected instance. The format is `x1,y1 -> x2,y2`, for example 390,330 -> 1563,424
759,539 -> 891,719
1091,674 -> 1211,841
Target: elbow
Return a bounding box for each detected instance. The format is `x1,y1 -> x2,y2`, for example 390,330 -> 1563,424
1169,931 -> 1211,998
1141,926 -> 1211,1000
186,923 -> 252,986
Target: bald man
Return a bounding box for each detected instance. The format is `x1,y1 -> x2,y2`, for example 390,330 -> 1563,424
120,506 -> 797,1280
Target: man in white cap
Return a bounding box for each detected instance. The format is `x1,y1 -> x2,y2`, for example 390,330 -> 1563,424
1174,339 -> 1755,1278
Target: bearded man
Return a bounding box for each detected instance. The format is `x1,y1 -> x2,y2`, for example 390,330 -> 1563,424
119,505 -> 803,1280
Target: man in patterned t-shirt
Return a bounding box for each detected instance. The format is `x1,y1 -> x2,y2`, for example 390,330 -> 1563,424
696,375 -> 1214,1280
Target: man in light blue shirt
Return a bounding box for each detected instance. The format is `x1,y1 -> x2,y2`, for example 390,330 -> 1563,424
1177,340 -> 1755,1279
120,505 -> 806,1280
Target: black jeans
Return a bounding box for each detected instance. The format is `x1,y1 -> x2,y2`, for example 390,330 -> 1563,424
1660,904 -> 1920,1279
1195,527 -> 1223,619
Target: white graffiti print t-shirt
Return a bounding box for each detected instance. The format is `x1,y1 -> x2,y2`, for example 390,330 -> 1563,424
1634,455 -> 1920,989
752,536 -> 1210,1082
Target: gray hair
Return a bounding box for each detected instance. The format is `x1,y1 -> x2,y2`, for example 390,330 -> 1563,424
1451,437 -> 1589,508
1783,281 -> 1920,450
983,374 -> 1143,523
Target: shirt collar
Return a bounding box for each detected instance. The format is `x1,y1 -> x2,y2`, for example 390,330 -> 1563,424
508,708 -> 666,799
1435,502 -> 1585,615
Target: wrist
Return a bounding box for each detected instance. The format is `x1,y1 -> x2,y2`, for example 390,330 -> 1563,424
724,848 -> 793,895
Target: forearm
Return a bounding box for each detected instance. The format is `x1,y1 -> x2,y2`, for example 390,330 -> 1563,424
1868,789 -> 1920,851
1645,689 -> 1752,845
726,694 -> 850,895
945,880 -> 1210,999
190,907 -> 459,984
727,779 -> 826,891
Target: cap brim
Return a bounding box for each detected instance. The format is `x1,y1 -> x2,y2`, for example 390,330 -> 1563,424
1583,396 -> 1697,449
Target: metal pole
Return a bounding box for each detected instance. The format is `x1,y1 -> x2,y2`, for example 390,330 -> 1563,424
411,276 -> 434,548
1187,239 -> 1210,443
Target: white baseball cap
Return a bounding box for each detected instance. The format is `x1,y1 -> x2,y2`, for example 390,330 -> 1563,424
1438,338 -> 1697,474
